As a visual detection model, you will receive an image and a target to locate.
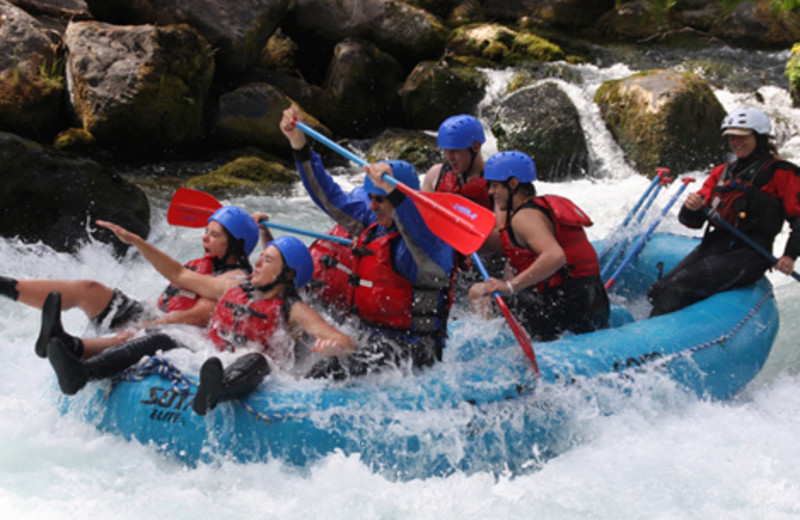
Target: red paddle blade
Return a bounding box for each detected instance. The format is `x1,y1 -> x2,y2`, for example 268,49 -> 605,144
167,187 -> 223,228
394,185 -> 496,255
494,294 -> 539,375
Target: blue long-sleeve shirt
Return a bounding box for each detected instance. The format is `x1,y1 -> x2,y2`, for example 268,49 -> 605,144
292,146 -> 454,288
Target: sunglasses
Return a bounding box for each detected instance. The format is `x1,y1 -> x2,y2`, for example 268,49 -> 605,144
369,194 -> 387,203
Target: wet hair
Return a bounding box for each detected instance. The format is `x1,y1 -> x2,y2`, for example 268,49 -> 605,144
216,228 -> 253,273
754,132 -> 778,157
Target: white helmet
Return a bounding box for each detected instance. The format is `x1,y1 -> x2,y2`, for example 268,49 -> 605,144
720,106 -> 771,136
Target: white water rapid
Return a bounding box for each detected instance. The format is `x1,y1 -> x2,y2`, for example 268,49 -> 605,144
1,48 -> 799,519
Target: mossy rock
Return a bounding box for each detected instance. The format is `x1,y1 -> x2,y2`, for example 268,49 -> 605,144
54,128 -> 96,154
786,43 -> 800,107
186,156 -> 296,195
366,128 -> 439,172
594,69 -> 728,175
509,32 -> 565,63
506,62 -> 584,93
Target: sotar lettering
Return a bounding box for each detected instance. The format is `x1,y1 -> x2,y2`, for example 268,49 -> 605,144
453,203 -> 477,220
140,386 -> 194,424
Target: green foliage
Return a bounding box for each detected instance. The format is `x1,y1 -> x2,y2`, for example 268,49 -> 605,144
771,0 -> 800,12
38,57 -> 65,90
717,0 -> 800,12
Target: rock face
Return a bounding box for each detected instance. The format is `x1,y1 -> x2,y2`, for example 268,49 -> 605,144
64,21 -> 215,152
286,0 -> 447,66
0,2 -> 63,140
398,61 -> 488,130
0,132 -> 150,255
83,0 -> 291,73
489,82 -> 589,181
594,69 -> 729,176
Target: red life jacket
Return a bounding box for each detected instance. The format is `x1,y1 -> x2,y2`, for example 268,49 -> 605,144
435,164 -> 492,209
157,255 -> 216,312
501,195 -> 598,292
348,226 -> 414,329
334,223 -> 452,334
207,284 -> 285,356
307,224 -> 357,313
708,158 -> 785,237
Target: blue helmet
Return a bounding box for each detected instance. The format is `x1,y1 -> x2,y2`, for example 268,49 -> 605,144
266,235 -> 314,289
208,206 -> 259,255
484,151 -> 537,183
364,160 -> 420,196
437,115 -> 486,149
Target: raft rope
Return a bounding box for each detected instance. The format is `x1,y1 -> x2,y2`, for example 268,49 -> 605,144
114,356 -> 288,423
619,285 -> 775,375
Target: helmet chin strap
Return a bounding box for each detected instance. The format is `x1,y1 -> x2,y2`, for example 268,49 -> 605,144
255,267 -> 294,293
464,147 -> 478,179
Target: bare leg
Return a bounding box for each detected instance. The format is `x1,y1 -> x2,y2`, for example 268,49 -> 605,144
80,330 -> 136,359
14,279 -> 114,319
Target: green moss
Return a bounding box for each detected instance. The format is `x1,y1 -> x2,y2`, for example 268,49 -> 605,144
187,156 -> 295,194
512,33 -> 565,62
785,43 -> 800,106
53,128 -> 95,152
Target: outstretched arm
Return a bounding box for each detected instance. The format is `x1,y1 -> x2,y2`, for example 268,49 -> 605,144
96,220 -> 234,301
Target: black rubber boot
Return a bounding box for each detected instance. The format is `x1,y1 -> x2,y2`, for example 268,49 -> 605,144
0,276 -> 19,300
36,291 -> 84,359
193,353 -> 270,415
193,357 -> 224,416
47,338 -> 88,395
81,333 -> 181,380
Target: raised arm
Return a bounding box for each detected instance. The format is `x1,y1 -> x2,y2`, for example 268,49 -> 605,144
96,220 -> 235,300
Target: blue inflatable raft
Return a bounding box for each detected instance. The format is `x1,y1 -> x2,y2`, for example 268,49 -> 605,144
57,233 -> 779,479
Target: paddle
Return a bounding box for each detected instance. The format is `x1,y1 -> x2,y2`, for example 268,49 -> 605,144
471,253 -> 539,376
605,177 -> 695,290
600,173 -> 674,280
167,187 -> 352,245
702,207 -> 800,283
292,120 -> 495,256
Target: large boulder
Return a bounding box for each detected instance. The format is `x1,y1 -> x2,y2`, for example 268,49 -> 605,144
213,83 -> 294,151
484,0 -> 616,29
0,131 -> 150,255
596,1 -> 663,41
83,0 -> 290,73
710,1 -> 800,49
488,82 -> 589,181
321,38 -> 405,137
64,21 -> 215,153
366,128 -> 439,173
399,60 -> 488,130
285,0 -> 447,66
446,23 -> 565,65
0,1 -> 63,140
594,68 -> 728,176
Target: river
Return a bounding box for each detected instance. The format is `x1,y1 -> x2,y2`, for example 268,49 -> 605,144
1,45 -> 799,519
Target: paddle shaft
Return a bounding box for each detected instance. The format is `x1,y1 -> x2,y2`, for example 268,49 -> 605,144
167,187 -> 356,248
600,176 -> 673,279
260,221 -> 351,245
471,253 -> 539,375
605,177 -> 695,290
702,207 -> 800,282
620,168 -> 671,229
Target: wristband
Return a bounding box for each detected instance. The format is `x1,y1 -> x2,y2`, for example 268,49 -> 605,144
506,280 -> 514,295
